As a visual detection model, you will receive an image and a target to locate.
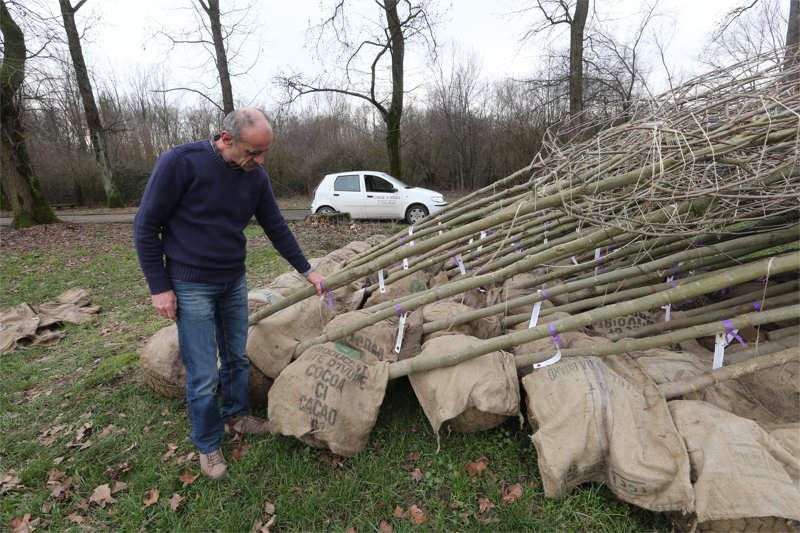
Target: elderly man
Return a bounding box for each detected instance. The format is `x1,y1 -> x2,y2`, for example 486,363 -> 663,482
134,108 -> 324,480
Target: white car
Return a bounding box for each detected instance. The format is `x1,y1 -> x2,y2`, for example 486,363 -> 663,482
311,171 -> 447,224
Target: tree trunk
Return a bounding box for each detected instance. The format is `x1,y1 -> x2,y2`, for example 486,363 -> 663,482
200,0 -> 234,114
59,0 -> 123,207
786,0 -> 800,72
569,0 -> 589,128
0,0 -> 58,228
385,0 -> 404,180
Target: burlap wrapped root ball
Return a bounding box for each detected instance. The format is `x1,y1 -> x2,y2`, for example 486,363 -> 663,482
666,400 -> 800,532
246,296 -> 333,379
324,309 -> 423,362
409,334 -> 520,434
421,301 -> 501,342
268,342 -> 389,457
140,324 -> 273,408
522,354 -> 694,513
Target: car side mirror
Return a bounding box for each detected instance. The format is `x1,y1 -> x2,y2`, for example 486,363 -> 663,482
391,188 -> 398,193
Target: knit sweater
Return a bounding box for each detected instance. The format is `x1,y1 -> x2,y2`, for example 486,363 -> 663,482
133,139 -> 311,295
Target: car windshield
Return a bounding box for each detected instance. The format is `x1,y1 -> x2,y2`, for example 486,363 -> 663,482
380,173 -> 414,189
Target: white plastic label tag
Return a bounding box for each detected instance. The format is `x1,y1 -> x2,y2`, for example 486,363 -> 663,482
571,256 -> 579,265
478,230 -> 486,252
543,230 -> 548,245
594,248 -> 601,276
378,269 -> 386,293
402,258 -> 409,270
456,255 -> 466,275
408,227 -> 414,246
533,349 -> 562,369
713,332 -> 727,369
528,301 -> 542,329
394,312 -> 408,353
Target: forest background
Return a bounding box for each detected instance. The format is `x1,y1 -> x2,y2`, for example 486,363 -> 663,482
0,0 -> 794,212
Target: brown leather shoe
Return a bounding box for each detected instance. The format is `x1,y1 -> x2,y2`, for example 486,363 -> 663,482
199,448 -> 227,480
226,415 -> 270,435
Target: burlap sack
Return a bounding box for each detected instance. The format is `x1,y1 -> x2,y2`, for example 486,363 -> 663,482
247,288 -> 284,315
140,324 -> 184,398
486,285 -> 557,319
766,423 -> 800,461
247,296 -> 333,379
341,239 -> 371,255
0,288 -> 100,354
634,348 -> 782,427
737,358 -> 800,424
409,335 -> 520,434
268,342 -> 389,457
140,324 -> 272,407
266,251 -> 366,313
522,354 -> 694,512
511,313 -> 595,378
422,301 -> 501,342
668,400 -> 800,529
324,309 -> 423,362
590,307 -> 668,338
363,269 -> 429,307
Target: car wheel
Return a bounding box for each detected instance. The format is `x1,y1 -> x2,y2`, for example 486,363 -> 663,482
405,204 -> 429,225
316,206 -> 336,214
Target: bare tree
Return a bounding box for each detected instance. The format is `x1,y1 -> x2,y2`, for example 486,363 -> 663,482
786,0 -> 799,71
59,0 -> 123,207
517,0 -> 590,127
280,0 -> 439,182
705,0 -> 789,70
0,0 -> 58,227
428,48 -> 490,189
154,0 -> 260,114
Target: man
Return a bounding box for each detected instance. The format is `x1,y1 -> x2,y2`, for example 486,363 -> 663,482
134,108 -> 325,480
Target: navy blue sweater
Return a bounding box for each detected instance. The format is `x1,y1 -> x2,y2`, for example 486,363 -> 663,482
133,140 -> 311,295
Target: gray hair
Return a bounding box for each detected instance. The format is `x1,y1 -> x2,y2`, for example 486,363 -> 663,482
221,108 -> 269,141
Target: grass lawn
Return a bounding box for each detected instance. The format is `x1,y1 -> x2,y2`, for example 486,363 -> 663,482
0,219 -> 671,531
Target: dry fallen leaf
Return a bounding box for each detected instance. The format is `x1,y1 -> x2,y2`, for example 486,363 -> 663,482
263,501 -> 276,515
142,488 -> 160,507
75,421 -> 93,442
179,469 -> 198,487
89,483 -> 117,508
379,519 -> 393,533
393,505 -> 406,518
478,496 -> 494,514
10,513 -> 31,533
411,468 -> 423,483
160,443 -> 179,462
408,504 -> 426,525
0,474 -> 21,495
111,481 -> 128,494
67,513 -> 84,524
253,515 -> 277,533
465,457 -> 489,477
169,493 -> 186,512
41,500 -> 53,514
502,483 -> 524,505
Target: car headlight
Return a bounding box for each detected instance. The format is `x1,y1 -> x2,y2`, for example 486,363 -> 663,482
431,195 -> 445,203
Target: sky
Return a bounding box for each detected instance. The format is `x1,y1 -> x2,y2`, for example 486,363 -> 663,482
59,0 -> 744,109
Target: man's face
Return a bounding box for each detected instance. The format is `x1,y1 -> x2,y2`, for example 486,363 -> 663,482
220,122 -> 273,172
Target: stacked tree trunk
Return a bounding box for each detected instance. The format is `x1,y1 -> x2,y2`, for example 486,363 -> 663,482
254,52 -> 800,530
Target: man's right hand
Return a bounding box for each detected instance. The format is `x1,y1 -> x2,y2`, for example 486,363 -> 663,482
152,290 -> 177,320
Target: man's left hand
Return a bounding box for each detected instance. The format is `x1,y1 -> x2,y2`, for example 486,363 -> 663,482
306,271 -> 326,296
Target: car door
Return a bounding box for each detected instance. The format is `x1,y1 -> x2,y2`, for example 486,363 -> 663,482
331,173 -> 365,218
363,173 -> 402,219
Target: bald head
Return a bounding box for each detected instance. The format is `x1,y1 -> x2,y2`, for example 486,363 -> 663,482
216,107 -> 273,171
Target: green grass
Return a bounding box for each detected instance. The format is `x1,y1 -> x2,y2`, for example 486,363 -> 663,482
0,221 -> 671,531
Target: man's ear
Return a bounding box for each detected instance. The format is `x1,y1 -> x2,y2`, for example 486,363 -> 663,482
219,131 -> 234,144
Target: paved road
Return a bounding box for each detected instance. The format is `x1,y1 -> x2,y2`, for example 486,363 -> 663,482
0,209 -> 311,226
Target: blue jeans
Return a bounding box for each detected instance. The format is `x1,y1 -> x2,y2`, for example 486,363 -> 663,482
172,275 -> 250,453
